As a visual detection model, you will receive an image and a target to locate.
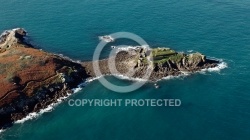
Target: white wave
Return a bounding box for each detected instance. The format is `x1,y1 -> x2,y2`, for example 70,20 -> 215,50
84,74 -> 147,83
91,61 -> 226,82
86,73 -> 148,83
160,73 -> 189,81
187,50 -> 193,53
16,102 -> 57,124
55,54 -> 81,64
14,84 -> 85,124
162,75 -> 179,80
181,71 -> 191,76
85,75 -> 103,83
198,70 -> 207,75
159,70 -> 192,81
0,129 -> 5,134
10,60 -> 228,124
159,61 -> 227,81
12,28 -> 23,31
201,61 -> 227,72
72,82 -> 89,93
112,74 -> 148,82
114,45 -> 149,52
73,87 -> 82,93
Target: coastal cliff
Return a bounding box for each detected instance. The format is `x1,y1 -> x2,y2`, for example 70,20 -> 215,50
0,28 -> 219,129
0,28 -> 90,128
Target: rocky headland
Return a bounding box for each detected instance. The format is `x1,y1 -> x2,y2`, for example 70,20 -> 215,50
83,46 -> 219,81
0,28 -> 90,128
0,28 -> 219,129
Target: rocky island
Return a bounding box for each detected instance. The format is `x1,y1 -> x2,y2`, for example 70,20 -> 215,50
0,28 -> 219,129
83,46 -> 219,81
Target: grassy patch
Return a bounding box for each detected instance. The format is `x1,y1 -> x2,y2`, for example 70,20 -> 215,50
168,53 -> 185,62
152,48 -> 176,57
152,48 -> 183,64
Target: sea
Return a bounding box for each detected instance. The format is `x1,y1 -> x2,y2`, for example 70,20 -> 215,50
0,0 -> 250,140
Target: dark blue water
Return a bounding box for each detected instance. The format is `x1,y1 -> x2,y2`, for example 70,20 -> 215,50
0,0 -> 250,139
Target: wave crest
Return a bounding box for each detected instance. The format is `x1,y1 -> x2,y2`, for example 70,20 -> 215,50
0,129 -> 5,134
201,61 -> 227,72
10,60 -> 228,125
14,86 -> 84,124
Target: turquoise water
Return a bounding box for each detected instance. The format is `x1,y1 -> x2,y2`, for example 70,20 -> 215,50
1,0 -> 250,139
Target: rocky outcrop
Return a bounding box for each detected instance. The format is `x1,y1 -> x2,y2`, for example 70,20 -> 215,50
83,47 -> 219,81
0,28 -> 90,129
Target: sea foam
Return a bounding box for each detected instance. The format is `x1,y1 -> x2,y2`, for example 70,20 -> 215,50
114,45 -> 149,52
159,61 -> 227,81
160,72 -> 190,81
14,86 -> 84,124
201,61 -> 227,72
9,55 -> 227,126
0,129 -> 5,134
112,74 -> 148,82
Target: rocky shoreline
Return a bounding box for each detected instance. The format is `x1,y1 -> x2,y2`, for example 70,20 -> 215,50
82,46 -> 219,81
0,28 -> 90,129
0,28 -> 219,129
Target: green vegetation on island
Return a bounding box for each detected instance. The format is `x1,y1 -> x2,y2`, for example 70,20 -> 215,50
151,48 -> 207,65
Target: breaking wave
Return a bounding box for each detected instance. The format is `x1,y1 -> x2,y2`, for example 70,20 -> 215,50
112,74 -> 148,82
3,52 -> 227,130
12,60 -> 228,124
159,60 -> 227,81
13,83 -> 87,124
0,129 -> 5,134
201,61 -> 227,72
15,94 -> 70,124
112,45 -> 149,52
